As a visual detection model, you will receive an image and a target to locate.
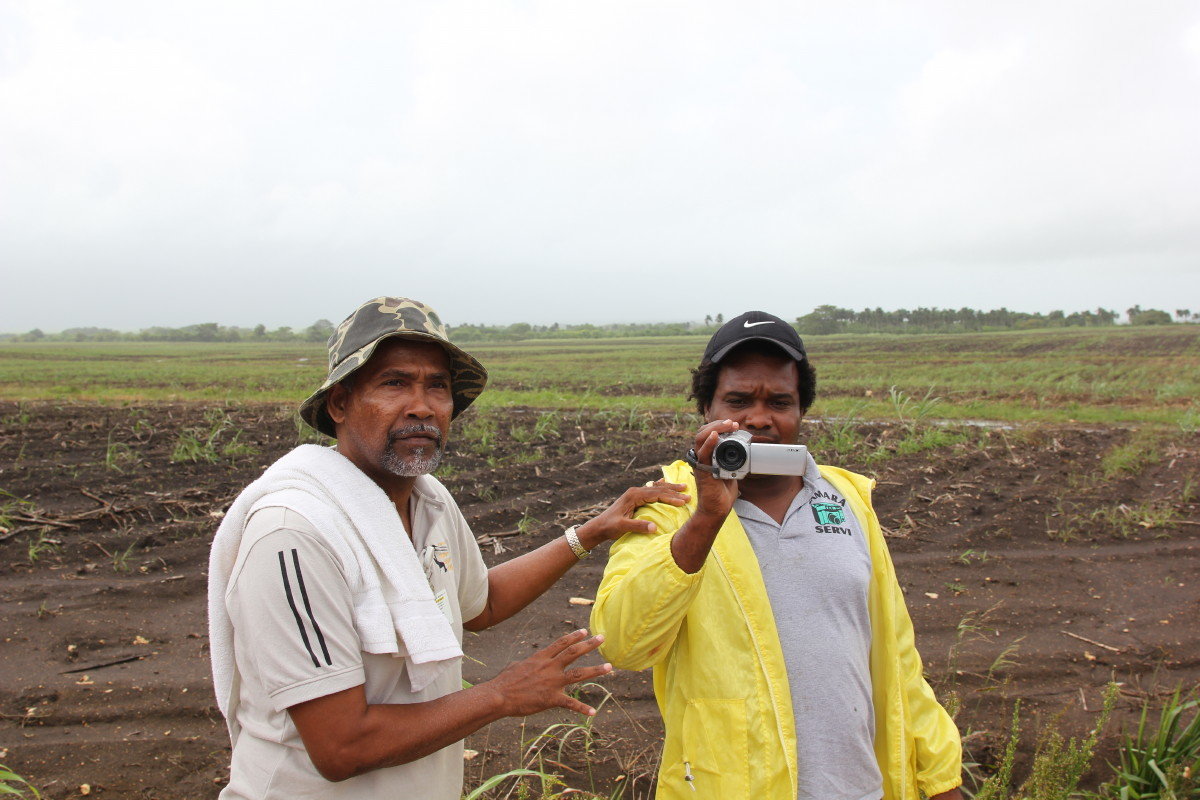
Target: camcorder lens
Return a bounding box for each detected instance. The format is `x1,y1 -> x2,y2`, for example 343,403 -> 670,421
713,439 -> 748,472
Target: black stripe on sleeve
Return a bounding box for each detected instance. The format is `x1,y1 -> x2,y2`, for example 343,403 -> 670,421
278,550 -> 320,668
291,548 -> 332,666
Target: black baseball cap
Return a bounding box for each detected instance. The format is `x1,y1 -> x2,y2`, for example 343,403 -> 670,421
701,311 -> 807,364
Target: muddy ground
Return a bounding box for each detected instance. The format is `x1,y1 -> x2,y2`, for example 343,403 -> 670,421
1,402 -> 1197,799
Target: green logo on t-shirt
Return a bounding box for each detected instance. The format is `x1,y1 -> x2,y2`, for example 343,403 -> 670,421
812,502 -> 846,526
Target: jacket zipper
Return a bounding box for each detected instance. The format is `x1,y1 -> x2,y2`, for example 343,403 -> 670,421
683,760 -> 696,791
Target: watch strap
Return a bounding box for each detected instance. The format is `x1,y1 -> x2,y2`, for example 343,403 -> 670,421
684,448 -> 718,475
564,525 -> 590,559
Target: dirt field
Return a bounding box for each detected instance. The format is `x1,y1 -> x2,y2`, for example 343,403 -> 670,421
1,402 -> 1198,799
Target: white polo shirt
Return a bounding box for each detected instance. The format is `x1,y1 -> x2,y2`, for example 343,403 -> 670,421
220,475 -> 489,800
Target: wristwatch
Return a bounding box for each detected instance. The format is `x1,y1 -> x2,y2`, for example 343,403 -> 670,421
564,525 -> 591,559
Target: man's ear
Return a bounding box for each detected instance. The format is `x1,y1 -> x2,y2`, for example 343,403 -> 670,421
326,383 -> 350,426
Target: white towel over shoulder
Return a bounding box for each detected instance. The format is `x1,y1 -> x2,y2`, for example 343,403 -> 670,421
207,444 -> 461,726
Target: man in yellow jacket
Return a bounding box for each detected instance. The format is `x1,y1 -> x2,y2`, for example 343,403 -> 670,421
591,311 -> 963,800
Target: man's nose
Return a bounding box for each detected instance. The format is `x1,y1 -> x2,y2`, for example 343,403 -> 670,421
406,387 -> 435,419
742,403 -> 773,430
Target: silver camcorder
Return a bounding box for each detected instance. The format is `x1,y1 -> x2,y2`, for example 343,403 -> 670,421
703,430 -> 809,481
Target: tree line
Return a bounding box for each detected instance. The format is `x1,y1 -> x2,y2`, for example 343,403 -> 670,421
793,305 -> 1192,335
2,320 -> 337,344
1,305 -> 1192,343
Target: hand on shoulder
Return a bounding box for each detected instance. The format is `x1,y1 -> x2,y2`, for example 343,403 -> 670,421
575,479 -> 690,549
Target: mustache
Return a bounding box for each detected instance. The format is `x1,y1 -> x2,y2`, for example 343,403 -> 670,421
387,424 -> 444,447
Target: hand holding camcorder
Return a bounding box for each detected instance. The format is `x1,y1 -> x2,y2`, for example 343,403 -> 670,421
685,429 -> 809,481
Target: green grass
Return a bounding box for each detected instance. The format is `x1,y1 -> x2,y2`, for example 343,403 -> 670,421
806,400 -> 870,457
976,684 -> 1118,800
942,604 -> 1001,688
104,433 -> 140,472
463,768 -> 562,800
456,412 -> 500,447
26,529 -> 60,564
462,682 -> 618,799
0,764 -> 41,798
1,402 -> 31,426
1097,687 -> 1200,800
0,489 -> 33,532
170,408 -> 258,463
1053,499 -> 1183,541
1095,502 -> 1182,538
957,549 -> 991,566
893,426 -> 970,456
1,325 -> 1198,424
1101,432 -> 1165,479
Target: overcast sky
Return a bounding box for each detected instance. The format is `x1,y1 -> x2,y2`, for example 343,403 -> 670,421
2,1 -> 1198,332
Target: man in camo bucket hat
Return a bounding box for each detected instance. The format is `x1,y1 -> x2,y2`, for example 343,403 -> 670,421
209,295 -> 690,800
298,296 -> 489,438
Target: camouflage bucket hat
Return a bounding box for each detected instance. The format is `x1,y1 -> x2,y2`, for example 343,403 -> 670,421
298,297 -> 488,438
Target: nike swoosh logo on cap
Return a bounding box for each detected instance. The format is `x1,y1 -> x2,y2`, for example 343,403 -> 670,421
743,320 -> 774,328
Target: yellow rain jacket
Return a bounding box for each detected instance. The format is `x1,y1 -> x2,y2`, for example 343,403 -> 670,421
591,461 -> 962,800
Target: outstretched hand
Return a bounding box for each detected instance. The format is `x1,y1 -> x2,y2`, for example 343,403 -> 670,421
486,628 -> 612,717
287,629 -> 617,779
574,479 -> 690,546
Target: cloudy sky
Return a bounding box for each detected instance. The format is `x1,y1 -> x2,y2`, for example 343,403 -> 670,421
2,0 -> 1198,332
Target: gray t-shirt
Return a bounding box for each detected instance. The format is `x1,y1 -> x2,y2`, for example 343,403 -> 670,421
220,475 -> 489,800
734,454 -> 883,800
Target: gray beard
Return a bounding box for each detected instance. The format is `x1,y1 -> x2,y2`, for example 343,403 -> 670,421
381,424 -> 444,477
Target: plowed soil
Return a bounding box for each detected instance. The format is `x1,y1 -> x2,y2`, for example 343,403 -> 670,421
1,402 -> 1198,799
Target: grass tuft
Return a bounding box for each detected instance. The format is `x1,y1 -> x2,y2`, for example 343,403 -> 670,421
516,512 -> 538,536
987,636 -> 1026,683
976,684 -> 1118,800
0,763 -> 41,798
807,401 -> 868,459
104,429 -> 140,472
1091,502 -> 1181,538
463,768 -> 561,800
26,529 -> 60,564
458,412 -> 499,448
976,702 -> 1021,800
0,489 -> 34,532
1101,432 -> 1164,479
1097,686 -> 1200,800
172,409 -> 257,463
889,385 -> 945,427
957,549 -> 991,566
112,542 -> 138,573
